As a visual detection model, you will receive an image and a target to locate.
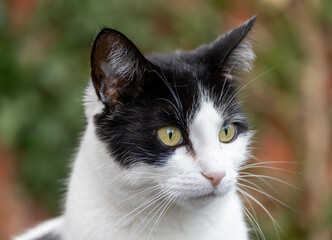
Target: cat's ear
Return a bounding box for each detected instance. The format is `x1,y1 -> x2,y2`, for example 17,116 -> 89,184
90,28 -> 152,107
197,16 -> 257,76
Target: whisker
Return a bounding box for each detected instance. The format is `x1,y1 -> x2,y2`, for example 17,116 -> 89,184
245,160 -> 298,164
236,187 -> 285,239
240,190 -> 259,221
219,54 -> 242,103
152,69 -> 183,112
117,190 -> 168,226
239,173 -> 301,190
242,160 -> 300,167
237,183 -> 296,212
238,174 -> 280,196
239,165 -> 297,174
123,185 -> 161,202
240,201 -> 266,240
134,192 -> 177,239
224,66 -> 277,111
238,178 -> 267,193
147,194 -> 178,240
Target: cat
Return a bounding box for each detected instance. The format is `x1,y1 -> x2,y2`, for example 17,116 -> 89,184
15,16 -> 257,240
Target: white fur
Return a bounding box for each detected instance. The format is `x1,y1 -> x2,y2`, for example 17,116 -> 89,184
16,83 -> 252,240
14,217 -> 63,240
102,40 -> 140,81
223,39 -> 256,74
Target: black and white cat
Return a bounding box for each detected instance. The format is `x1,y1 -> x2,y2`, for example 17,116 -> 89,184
16,16 -> 257,240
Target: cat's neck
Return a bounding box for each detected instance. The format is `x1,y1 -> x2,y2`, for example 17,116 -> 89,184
63,121 -> 248,240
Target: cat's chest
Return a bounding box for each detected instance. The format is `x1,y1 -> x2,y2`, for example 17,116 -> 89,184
65,190 -> 248,240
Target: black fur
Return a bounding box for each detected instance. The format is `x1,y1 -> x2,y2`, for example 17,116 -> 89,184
92,17 -> 256,168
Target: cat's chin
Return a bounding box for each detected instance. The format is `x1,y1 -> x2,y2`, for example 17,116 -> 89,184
185,192 -> 220,209
184,186 -> 233,209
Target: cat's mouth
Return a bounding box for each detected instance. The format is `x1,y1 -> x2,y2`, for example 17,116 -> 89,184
190,192 -> 217,202
185,190 -> 225,208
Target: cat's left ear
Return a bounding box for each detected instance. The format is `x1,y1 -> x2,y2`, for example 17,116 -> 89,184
90,28 -> 152,107
196,15 -> 257,76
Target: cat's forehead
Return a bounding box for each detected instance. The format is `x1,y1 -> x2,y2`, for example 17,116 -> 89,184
146,52 -> 206,80
137,53 -> 241,122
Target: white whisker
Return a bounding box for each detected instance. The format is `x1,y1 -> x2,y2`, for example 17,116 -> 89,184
239,172 -> 301,190
237,182 -> 296,212
236,187 -> 285,239
240,201 -> 266,240
224,66 -> 277,111
133,192 -> 177,239
117,190 -> 168,226
147,194 -> 178,240
239,165 -> 297,174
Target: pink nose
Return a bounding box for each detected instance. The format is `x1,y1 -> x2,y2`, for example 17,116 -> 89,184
201,171 -> 226,187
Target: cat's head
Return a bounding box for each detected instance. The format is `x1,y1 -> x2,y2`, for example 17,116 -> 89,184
85,16 -> 256,208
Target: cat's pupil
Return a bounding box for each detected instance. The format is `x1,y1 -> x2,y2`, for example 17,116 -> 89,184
167,129 -> 173,140
224,127 -> 229,136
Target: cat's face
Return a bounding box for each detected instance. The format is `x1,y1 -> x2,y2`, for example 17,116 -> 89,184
87,17 -> 256,208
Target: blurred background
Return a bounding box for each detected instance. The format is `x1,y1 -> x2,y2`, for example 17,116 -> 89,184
0,0 -> 331,239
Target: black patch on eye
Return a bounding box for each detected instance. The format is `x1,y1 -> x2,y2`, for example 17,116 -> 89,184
94,55 -> 249,168
94,65 -> 200,168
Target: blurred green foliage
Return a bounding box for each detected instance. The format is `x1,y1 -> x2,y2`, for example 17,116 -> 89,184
0,0 -> 331,239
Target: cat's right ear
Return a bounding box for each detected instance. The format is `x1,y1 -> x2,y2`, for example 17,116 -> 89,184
90,28 -> 152,108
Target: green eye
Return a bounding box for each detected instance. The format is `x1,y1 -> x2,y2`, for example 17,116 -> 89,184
157,126 -> 183,147
219,123 -> 236,143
